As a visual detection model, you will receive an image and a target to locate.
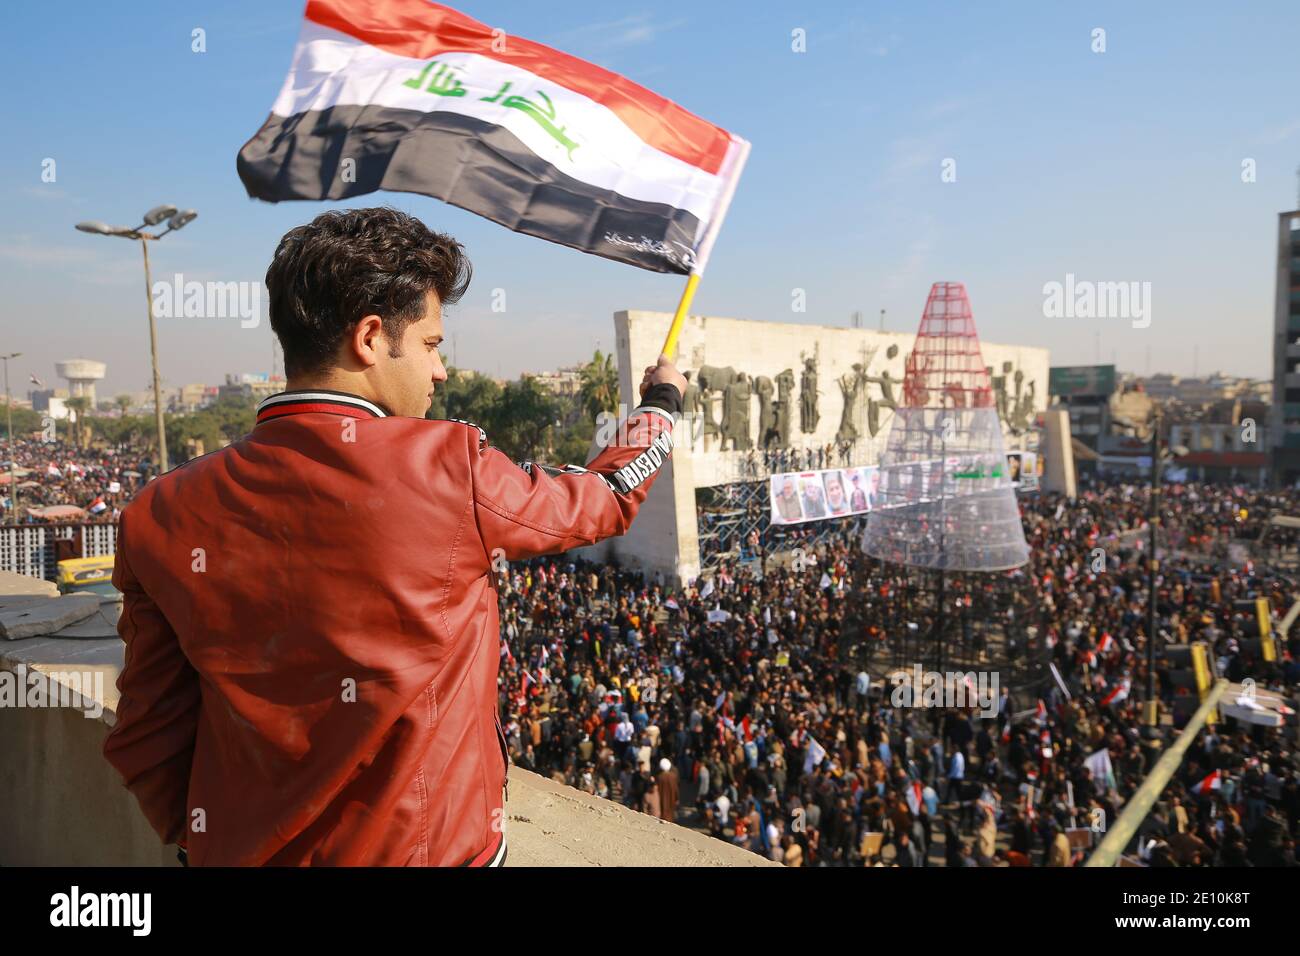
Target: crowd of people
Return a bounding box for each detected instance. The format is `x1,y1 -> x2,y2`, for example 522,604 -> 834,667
6,427 -> 1298,866
494,480 -> 1300,866
0,438 -> 152,522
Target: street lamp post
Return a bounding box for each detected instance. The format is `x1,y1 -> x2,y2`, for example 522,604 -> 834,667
1145,406 -> 1162,735
76,205 -> 197,474
1112,405 -> 1188,746
2,352 -> 19,521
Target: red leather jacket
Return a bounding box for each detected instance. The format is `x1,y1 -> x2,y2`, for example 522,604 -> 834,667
103,386 -> 678,865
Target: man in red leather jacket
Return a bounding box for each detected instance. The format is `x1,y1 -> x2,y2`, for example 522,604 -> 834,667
102,207 -> 686,866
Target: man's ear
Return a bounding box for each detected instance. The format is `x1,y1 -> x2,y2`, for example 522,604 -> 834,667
352,315 -> 385,367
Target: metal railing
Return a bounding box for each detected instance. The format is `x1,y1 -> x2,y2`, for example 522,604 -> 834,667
0,522 -> 118,581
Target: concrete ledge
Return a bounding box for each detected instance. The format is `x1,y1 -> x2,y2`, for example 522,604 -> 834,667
505,766 -> 777,867
0,572 -> 773,867
0,693 -> 176,866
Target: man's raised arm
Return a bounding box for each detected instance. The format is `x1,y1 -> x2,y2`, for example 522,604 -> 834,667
469,355 -> 686,562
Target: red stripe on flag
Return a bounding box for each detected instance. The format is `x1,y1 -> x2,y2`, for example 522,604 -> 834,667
304,0 -> 732,174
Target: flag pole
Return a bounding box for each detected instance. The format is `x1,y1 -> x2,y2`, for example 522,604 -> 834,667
657,137 -> 750,362
660,273 -> 701,361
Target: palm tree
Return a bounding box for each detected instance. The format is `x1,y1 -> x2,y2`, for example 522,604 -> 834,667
65,396 -> 91,448
115,394 -> 132,416
578,349 -> 619,421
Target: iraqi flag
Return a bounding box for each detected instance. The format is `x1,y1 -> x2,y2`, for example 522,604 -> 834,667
88,496 -> 108,515
237,0 -> 750,275
803,735 -> 827,775
1194,770 -> 1222,795
1084,748 -> 1116,792
905,779 -> 924,816
1100,678 -> 1131,708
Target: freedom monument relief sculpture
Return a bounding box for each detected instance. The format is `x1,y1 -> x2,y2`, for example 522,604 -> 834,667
577,310 -> 1049,585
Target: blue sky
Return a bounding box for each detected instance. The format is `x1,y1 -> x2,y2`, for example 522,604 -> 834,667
2,0 -> 1298,397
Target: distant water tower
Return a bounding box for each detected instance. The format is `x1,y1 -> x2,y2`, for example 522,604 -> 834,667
55,359 -> 107,407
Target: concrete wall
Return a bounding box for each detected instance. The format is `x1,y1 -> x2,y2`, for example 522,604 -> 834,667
0,698 -> 177,867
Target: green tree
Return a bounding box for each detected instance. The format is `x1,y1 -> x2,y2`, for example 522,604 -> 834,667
164,394 -> 256,462
0,400 -> 44,437
428,367 -> 504,430
429,367 -> 611,464
493,377 -> 561,462
90,413 -> 149,448
553,413 -> 596,466
578,349 -> 620,421
65,396 -> 92,448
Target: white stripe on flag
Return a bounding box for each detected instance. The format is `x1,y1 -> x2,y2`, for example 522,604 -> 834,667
270,23 -> 737,226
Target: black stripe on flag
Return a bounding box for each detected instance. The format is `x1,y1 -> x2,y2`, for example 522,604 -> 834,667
238,105 -> 703,275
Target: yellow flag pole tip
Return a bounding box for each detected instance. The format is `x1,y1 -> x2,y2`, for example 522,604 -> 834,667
661,272 -> 701,361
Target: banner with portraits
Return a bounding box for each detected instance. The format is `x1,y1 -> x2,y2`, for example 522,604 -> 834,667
769,453 -> 1037,526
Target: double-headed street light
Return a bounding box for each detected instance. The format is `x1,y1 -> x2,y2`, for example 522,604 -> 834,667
76,205 -> 197,473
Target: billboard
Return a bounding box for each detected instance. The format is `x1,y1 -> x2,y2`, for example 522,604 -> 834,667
769,454 -> 1036,526
1049,365 -> 1116,398
770,467 -> 880,525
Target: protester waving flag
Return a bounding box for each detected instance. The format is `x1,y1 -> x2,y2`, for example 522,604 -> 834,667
1194,770 -> 1222,795
238,0 -> 750,278
1100,677 -> 1131,708
803,735 -> 827,776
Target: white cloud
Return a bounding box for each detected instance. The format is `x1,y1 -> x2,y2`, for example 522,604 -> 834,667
20,185 -> 74,202
552,13 -> 689,52
1253,118 -> 1300,146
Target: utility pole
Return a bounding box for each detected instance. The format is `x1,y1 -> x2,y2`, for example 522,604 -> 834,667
1145,404 -> 1162,741
140,236 -> 168,472
2,352 -> 19,522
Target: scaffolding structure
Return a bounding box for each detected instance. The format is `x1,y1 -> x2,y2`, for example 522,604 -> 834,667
696,480 -> 863,573
862,282 -> 1029,572
858,282 -> 1038,682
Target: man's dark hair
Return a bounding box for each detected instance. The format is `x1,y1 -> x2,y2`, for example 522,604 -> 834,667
266,206 -> 472,377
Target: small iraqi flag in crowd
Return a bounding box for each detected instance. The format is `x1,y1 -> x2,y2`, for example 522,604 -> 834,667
1194,770 -> 1222,795
88,496 -> 108,515
237,0 -> 750,275
803,735 -> 827,775
905,779 -> 924,816
1100,677 -> 1130,708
